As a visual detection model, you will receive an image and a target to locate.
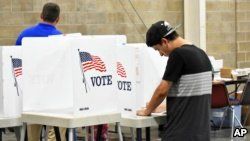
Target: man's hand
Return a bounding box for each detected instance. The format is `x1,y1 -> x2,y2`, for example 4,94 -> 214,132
136,108 -> 151,116
137,80 -> 171,117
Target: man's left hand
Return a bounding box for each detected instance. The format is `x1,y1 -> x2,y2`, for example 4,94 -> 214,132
136,108 -> 151,116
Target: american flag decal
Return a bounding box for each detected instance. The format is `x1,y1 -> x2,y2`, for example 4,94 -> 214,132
11,58 -> 22,77
79,51 -> 106,72
117,62 -> 127,78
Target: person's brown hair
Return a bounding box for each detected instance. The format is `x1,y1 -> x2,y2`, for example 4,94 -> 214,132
41,3 -> 60,23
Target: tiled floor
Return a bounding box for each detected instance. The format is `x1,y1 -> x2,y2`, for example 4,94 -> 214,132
1,127 -> 250,141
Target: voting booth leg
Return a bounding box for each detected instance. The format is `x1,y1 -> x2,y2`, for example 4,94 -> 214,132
68,128 -> 73,141
117,122 -> 123,141
44,126 -> 48,141
54,126 -> 61,141
91,126 -> 95,141
0,128 -> 3,141
96,125 -> 103,141
20,123 -> 27,141
146,127 -> 150,141
85,127 -> 89,141
136,128 -> 142,141
129,127 -> 135,141
14,126 -> 21,141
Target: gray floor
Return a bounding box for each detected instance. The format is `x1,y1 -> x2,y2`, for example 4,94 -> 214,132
1,127 -> 250,141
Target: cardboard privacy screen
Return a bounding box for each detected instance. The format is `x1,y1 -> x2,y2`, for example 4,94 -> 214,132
22,36 -> 123,115
0,46 -> 22,118
116,47 -> 137,117
126,43 -> 168,109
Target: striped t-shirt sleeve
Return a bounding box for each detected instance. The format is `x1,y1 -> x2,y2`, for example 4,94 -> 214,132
163,51 -> 184,82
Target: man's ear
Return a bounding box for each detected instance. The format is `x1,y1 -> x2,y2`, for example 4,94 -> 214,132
161,38 -> 168,45
55,17 -> 60,24
40,14 -> 43,20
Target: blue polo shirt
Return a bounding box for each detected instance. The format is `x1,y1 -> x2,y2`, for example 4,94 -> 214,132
15,22 -> 62,45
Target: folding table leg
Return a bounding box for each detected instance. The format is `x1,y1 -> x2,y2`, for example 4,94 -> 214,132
231,107 -> 235,138
54,126 -> 61,141
0,128 -> 3,141
117,122 -> 123,141
91,126 -> 95,141
20,123 -> 27,141
96,125 -> 103,141
146,127 -> 150,141
68,128 -> 74,141
130,127 -> 135,141
13,126 -> 21,141
85,127 -> 89,141
45,126 -> 49,141
234,115 -> 243,128
136,128 -> 142,141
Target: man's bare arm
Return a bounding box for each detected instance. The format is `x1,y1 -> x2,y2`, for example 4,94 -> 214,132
137,80 -> 172,116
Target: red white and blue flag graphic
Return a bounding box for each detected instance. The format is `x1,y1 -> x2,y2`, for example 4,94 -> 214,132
117,62 -> 127,78
11,58 -> 22,78
79,51 -> 106,72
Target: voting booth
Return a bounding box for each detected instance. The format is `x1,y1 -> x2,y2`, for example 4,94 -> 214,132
0,46 -> 22,118
116,47 -> 137,116
22,36 -> 125,115
126,43 -> 168,110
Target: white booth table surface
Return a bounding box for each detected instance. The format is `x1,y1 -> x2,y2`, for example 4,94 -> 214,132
20,110 -> 123,141
0,117 -> 21,128
21,111 -> 121,128
121,114 -> 166,128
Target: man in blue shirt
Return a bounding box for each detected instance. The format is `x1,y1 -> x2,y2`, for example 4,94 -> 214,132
15,2 -> 66,141
16,2 -> 62,45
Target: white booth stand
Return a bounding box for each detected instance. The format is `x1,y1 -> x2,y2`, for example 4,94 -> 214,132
0,46 -> 22,141
119,43 -> 167,141
20,36 -> 124,141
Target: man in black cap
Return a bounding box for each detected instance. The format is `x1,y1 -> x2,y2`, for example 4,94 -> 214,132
137,21 -> 212,141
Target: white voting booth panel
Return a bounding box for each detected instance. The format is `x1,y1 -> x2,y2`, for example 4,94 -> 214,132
0,46 -> 22,118
126,43 -> 168,109
116,47 -> 137,117
22,36 -> 120,115
49,35 -> 127,48
49,33 -> 82,37
88,35 -> 127,47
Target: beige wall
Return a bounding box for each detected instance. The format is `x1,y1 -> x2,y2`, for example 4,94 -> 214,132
0,0 -> 183,44
206,0 -> 250,68
0,0 -> 249,68
236,0 -> 250,68
206,0 -> 237,68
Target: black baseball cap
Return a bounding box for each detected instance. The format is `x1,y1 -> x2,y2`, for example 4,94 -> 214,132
146,21 -> 180,47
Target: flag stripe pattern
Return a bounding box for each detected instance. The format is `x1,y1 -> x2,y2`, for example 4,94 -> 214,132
79,51 -> 106,72
117,62 -> 127,78
12,58 -> 22,77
